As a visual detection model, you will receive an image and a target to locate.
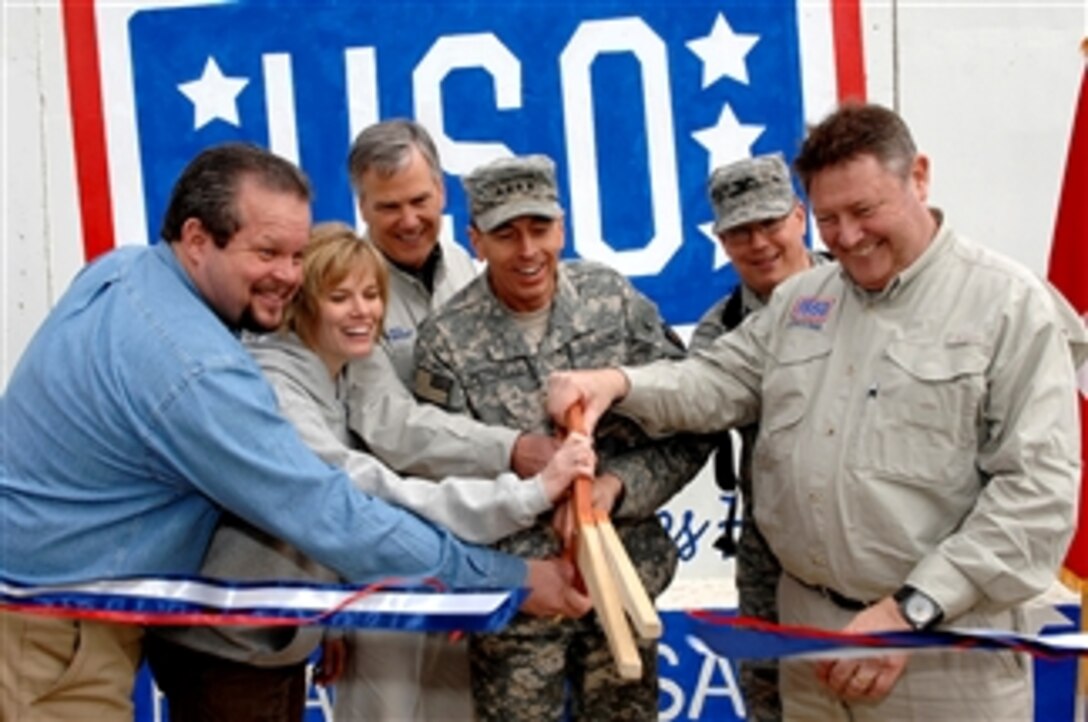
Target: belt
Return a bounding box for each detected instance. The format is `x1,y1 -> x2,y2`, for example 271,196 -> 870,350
787,573 -> 870,612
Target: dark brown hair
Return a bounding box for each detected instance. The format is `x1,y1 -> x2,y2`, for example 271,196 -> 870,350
794,103 -> 917,190
160,143 -> 311,248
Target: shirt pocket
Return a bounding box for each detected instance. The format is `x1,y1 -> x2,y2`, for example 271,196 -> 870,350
752,339 -> 831,508
854,338 -> 988,516
565,326 -> 627,368
881,338 -> 987,463
758,338 -> 832,439
826,340 -> 989,572
461,359 -> 546,427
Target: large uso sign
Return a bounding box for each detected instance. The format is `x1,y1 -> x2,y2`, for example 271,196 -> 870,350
61,2 -> 862,719
62,0 -> 861,328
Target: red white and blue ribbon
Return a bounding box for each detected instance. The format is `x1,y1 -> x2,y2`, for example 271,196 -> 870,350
691,612 -> 1088,661
9,576 -> 1087,659
0,576 -> 525,632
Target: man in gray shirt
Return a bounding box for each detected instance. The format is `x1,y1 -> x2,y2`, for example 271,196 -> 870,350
344,119 -> 557,481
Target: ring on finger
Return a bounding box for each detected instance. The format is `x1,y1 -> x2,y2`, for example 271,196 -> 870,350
851,672 -> 873,690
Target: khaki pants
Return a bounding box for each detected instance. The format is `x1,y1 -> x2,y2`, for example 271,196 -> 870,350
776,574 -> 1033,722
0,610 -> 143,722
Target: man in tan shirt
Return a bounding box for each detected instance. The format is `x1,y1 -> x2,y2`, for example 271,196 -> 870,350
548,103 -> 1087,720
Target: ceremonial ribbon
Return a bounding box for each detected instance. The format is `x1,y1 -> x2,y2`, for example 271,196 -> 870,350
691,611 -> 1088,661
0,575 -> 525,632
10,576 -> 1084,660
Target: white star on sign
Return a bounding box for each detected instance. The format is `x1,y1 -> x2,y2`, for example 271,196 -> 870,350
699,221 -> 730,271
686,13 -> 759,88
178,57 -> 249,130
692,104 -> 765,171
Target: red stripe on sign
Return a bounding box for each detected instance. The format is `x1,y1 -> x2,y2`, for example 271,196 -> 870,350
61,0 -> 115,262
831,1 -> 866,102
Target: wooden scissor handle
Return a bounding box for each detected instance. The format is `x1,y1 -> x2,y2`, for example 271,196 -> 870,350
561,402 -> 644,679
565,404 -> 596,526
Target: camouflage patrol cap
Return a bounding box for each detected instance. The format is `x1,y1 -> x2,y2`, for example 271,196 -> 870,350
708,154 -> 796,234
463,155 -> 564,232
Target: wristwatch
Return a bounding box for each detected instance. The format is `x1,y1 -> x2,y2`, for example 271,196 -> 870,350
893,585 -> 944,631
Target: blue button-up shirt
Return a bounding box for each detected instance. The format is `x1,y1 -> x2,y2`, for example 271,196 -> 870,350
0,242 -> 524,589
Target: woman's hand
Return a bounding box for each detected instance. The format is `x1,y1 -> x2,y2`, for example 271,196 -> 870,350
539,432 -> 596,502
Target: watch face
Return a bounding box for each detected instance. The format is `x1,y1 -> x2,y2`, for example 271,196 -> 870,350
904,593 -> 939,627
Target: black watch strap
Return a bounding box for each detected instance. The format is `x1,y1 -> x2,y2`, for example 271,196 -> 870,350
893,585 -> 944,631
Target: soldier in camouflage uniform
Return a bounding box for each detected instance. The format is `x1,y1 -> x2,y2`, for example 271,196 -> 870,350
413,154 -> 707,721
690,154 -> 827,722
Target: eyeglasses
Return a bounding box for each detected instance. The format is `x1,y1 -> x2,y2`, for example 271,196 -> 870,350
721,214 -> 790,248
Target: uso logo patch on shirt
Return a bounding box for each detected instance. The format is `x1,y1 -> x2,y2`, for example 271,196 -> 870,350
789,296 -> 835,330
384,326 -> 415,343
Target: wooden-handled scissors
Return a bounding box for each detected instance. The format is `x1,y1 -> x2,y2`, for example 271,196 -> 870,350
564,403 -> 663,680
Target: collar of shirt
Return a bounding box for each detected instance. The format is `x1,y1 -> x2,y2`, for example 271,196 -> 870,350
153,240 -> 246,337
384,242 -> 444,295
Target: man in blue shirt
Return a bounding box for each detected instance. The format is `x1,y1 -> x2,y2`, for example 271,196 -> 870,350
0,143 -> 589,720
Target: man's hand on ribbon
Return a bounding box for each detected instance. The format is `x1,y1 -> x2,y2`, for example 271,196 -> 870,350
520,558 -> 593,619
816,596 -> 910,702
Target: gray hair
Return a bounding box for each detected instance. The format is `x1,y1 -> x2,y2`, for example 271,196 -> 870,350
346,119 -> 442,199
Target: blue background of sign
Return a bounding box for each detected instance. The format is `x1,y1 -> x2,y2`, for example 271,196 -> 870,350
127,0 -> 806,326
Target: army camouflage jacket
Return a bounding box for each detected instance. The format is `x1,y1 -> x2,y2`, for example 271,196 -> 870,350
413,260 -> 708,599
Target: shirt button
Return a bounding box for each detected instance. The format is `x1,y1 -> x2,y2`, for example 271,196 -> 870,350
826,427 -> 835,436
